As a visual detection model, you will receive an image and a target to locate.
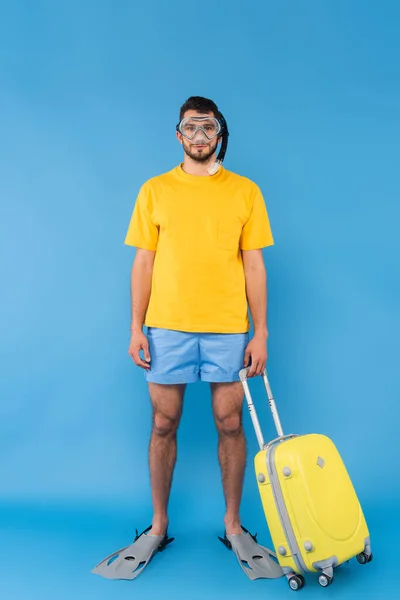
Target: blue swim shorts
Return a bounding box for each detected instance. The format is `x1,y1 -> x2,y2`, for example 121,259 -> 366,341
144,327 -> 249,384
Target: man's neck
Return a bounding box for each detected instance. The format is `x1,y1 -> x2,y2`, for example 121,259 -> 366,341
181,155 -> 215,177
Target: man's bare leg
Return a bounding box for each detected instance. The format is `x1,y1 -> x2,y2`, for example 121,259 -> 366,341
148,382 -> 185,536
211,381 -> 246,535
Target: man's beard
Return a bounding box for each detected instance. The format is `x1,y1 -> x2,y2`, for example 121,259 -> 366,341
182,138 -> 218,163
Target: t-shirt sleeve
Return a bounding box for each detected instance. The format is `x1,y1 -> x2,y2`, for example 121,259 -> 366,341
124,184 -> 159,250
239,184 -> 274,250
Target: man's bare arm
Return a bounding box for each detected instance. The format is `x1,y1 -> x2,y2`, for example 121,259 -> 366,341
130,248 -> 155,331
128,248 -> 155,369
242,249 -> 268,337
242,249 -> 268,376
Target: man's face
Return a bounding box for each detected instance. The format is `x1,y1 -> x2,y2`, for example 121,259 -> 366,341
177,110 -> 221,163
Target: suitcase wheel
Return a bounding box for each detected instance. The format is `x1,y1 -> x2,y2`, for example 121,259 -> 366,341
318,573 -> 333,587
356,552 -> 373,564
287,574 -> 305,591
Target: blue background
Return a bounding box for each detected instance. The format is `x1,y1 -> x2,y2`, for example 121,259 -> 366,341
0,1 -> 398,598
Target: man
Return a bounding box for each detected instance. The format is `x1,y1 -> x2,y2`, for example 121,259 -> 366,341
92,96 -> 283,582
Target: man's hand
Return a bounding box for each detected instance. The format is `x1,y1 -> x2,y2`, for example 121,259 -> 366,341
243,332 -> 268,377
128,330 -> 151,370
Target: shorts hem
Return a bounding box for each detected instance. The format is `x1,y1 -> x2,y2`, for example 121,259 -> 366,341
200,371 -> 241,383
145,371 -> 199,384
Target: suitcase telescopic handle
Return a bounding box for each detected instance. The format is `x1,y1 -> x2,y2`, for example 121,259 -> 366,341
239,367 -> 285,450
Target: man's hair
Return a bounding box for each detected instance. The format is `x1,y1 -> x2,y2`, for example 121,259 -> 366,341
179,96 -> 220,121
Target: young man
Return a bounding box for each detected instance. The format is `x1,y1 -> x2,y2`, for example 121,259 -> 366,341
92,97 -> 283,582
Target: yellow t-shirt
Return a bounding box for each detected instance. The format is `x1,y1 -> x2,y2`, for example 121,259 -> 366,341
124,164 -> 274,333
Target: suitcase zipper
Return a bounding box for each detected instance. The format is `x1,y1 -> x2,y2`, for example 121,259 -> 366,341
267,442 -> 308,574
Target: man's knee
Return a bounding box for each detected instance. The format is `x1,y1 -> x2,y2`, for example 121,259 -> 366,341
153,411 -> 181,437
212,382 -> 244,437
149,383 -> 184,437
215,412 -> 243,437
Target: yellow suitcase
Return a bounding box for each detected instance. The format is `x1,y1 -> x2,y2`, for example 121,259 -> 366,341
239,367 -> 373,591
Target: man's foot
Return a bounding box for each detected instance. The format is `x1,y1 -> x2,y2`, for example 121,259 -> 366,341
218,525 -> 284,581
224,516 -> 243,535
91,525 -> 174,580
148,517 -> 168,537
